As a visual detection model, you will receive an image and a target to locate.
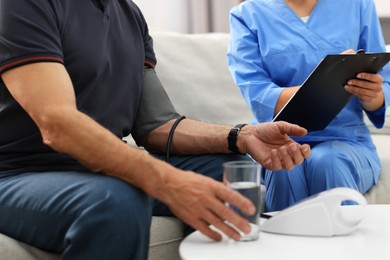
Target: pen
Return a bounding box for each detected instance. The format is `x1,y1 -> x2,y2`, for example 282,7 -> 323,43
260,213 -> 273,219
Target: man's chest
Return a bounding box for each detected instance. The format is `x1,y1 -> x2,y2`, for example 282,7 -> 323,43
57,1 -> 145,79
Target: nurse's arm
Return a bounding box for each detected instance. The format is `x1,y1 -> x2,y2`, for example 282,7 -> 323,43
274,86 -> 300,116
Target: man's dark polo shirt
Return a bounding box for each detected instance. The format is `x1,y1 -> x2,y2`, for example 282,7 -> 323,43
0,0 -> 156,174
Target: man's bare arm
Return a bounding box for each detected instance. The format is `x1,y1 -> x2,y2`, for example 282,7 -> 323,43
1,62 -> 169,191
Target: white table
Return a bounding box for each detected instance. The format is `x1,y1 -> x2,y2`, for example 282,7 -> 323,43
179,205 -> 390,260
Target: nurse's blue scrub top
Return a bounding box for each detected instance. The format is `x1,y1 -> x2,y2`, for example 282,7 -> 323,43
0,0 -> 156,174
228,0 -> 390,146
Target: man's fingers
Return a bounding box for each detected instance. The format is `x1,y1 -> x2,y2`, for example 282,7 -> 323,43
213,186 -> 254,234
268,149 -> 282,170
278,146 -> 294,170
288,143 -> 305,165
217,185 -> 255,216
200,210 -> 242,241
267,144 -> 310,170
174,181 -> 256,241
277,121 -> 308,137
192,219 -> 223,241
300,144 -> 311,158
172,197 -> 239,241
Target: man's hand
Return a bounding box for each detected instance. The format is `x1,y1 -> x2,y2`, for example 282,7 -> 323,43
161,170 -> 255,241
237,121 -> 311,170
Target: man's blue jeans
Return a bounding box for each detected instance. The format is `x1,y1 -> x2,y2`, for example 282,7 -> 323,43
0,153 -> 248,260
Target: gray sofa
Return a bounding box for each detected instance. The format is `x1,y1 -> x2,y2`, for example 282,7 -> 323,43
1,32 -> 390,260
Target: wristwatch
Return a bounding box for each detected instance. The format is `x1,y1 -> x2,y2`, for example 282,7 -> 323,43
228,124 -> 247,154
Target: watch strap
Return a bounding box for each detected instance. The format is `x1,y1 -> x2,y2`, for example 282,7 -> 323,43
228,124 -> 247,154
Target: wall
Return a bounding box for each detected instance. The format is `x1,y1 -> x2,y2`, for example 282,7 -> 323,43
375,0 -> 390,43
133,0 -> 390,43
133,0 -> 190,33
133,0 -> 240,33
375,0 -> 390,17
380,18 -> 390,43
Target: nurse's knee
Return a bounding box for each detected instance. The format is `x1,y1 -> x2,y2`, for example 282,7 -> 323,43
308,142 -> 343,169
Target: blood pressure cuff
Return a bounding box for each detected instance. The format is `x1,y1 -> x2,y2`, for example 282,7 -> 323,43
132,68 -> 181,146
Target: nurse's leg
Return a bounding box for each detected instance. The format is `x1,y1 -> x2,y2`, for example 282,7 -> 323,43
306,141 -> 379,196
0,171 -> 153,260
262,164 -> 308,212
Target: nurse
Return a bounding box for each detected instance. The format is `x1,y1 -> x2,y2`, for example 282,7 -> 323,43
228,0 -> 390,211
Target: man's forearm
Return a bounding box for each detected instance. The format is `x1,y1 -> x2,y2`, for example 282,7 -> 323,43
143,118 -> 233,155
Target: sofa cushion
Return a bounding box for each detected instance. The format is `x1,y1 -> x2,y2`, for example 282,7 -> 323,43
364,107 -> 390,135
148,216 -> 184,260
0,233 -> 60,260
151,31 -> 253,125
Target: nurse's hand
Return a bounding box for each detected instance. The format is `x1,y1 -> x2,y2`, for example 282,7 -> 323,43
341,49 -> 385,111
344,72 -> 384,111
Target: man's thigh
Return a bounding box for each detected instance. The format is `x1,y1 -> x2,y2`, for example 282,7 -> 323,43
0,171 -> 152,253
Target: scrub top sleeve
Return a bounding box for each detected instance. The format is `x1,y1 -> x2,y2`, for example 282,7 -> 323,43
227,10 -> 284,123
364,66 -> 390,129
359,0 -> 390,128
0,0 -> 63,74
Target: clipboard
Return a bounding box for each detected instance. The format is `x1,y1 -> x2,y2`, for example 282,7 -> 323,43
272,52 -> 390,131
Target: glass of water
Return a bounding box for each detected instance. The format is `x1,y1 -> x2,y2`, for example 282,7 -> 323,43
223,160 -> 261,241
